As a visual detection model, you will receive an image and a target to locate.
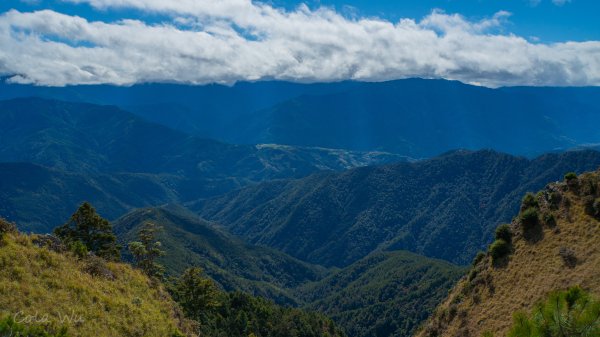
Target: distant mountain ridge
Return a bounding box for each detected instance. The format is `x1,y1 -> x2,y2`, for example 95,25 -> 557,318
0,97 -> 407,232
193,149 -> 600,267
0,97 -> 406,177
2,79 -> 599,157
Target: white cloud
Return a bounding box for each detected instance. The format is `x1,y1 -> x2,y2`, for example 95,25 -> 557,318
0,1 -> 598,87
552,0 -> 572,6
529,0 -> 542,7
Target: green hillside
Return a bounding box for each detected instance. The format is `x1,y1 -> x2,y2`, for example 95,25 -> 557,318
0,215 -> 346,337
0,229 -> 191,336
115,206 -> 328,305
113,206 -> 467,337
194,149 -> 600,267
297,251 -> 465,337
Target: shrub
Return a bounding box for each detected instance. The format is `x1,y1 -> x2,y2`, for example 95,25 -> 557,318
495,224 -> 512,242
489,239 -> 510,263
0,217 -> 17,235
521,193 -> 538,210
564,172 -> 578,181
472,251 -> 486,266
468,269 -> 478,281
558,247 -> 577,268
68,240 -> 89,259
541,212 -> 556,227
520,207 -> 539,229
83,255 -> 115,279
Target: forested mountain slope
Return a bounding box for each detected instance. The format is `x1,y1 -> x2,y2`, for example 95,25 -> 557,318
114,206 -> 327,305
194,149 -> 600,266
296,251 -> 465,337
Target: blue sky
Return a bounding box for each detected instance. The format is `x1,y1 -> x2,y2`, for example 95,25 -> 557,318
1,0 -> 599,87
278,0 -> 600,42
2,0 -> 598,42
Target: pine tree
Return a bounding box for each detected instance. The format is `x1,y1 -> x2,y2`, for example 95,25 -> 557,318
171,267 -> 220,322
128,222 -> 165,278
54,202 -> 120,261
508,286 -> 600,337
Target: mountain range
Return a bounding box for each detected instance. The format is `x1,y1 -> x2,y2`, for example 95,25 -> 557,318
193,149 -> 600,266
1,80 -> 599,337
0,97 -> 405,232
2,79 -> 600,157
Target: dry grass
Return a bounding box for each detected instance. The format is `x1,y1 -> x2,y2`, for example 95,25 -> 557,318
0,232 -> 192,337
416,170 -> 600,337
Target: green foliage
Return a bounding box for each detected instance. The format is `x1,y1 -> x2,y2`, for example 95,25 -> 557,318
196,150 -> 600,267
489,239 -> 510,263
507,286 -> 600,337
520,207 -> 539,229
169,267 -> 346,337
522,193 -> 539,210
116,206 -> 326,305
128,222 -> 165,278
296,251 -> 465,337
0,316 -> 69,337
54,202 -> 120,261
170,267 -> 221,322
473,251 -> 487,266
543,212 -> 556,227
564,172 -> 578,181
67,240 -> 88,259
495,224 -> 513,243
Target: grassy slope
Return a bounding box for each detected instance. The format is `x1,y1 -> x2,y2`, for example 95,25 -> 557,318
296,251 -> 465,337
0,232 -> 190,337
115,206 -> 328,305
417,170 -> 600,337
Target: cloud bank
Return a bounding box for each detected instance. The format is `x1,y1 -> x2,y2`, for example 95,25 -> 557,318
0,0 -> 599,87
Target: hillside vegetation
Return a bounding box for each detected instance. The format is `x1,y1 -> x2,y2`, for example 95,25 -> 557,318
113,206 -> 467,336
194,149 -> 600,267
0,229 -> 190,337
0,213 -> 347,337
115,206 -> 327,305
417,169 -> 600,337
296,251 -> 465,337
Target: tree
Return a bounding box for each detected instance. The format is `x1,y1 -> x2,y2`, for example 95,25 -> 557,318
128,222 -> 165,278
508,286 -> 600,337
171,267 -> 220,322
54,202 -> 120,261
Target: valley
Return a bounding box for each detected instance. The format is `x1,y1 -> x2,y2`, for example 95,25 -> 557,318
0,80 -> 599,337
